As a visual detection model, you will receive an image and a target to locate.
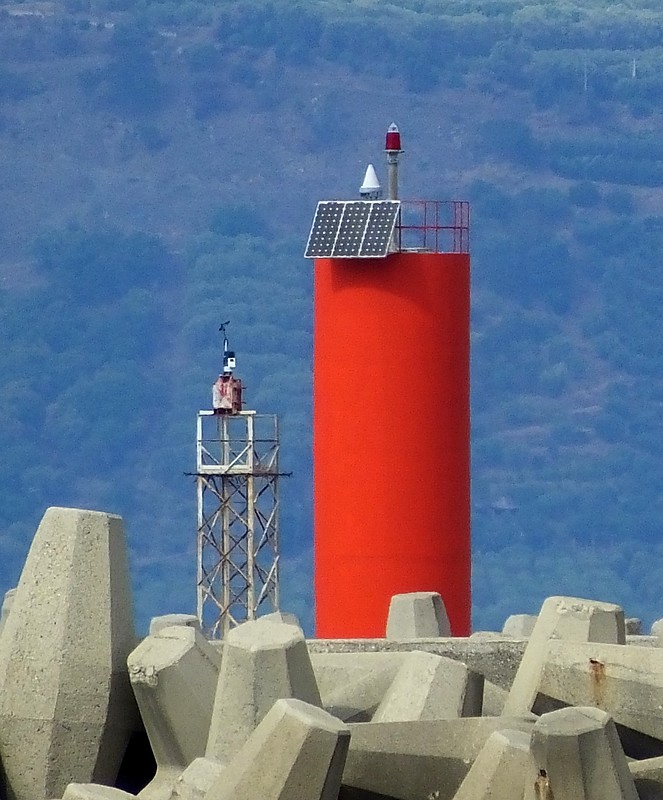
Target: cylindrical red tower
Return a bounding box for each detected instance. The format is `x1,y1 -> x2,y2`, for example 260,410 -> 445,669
313,247 -> 471,637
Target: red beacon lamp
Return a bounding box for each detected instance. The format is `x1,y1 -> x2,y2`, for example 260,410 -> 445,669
212,321 -> 243,414
385,122 -> 404,201
385,122 -> 402,153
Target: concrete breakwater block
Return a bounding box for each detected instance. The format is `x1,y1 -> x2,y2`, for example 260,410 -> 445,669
502,614 -> 537,639
170,758 -> 225,800
4,528 -> 663,800
0,586 -> 16,639
535,639 -> 663,745
260,611 -> 303,628
128,624 -> 221,800
453,728 -> 532,800
149,615 -> 200,636
206,618 -> 322,762
342,715 -> 536,800
63,785 -> 138,800
503,595 -> 625,716
628,755 -> 663,799
311,652 -> 407,722
386,592 -> 451,639
372,650 -> 483,722
528,706 -> 638,800
0,507 -> 139,800
308,636 -> 527,703
206,698 -> 350,800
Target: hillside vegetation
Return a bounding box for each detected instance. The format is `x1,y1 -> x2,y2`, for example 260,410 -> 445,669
1,0 -> 663,631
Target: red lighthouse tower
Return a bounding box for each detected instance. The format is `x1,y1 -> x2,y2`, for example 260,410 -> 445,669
305,126 -> 471,638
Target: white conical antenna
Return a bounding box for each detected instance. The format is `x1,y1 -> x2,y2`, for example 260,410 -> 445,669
359,164 -> 382,199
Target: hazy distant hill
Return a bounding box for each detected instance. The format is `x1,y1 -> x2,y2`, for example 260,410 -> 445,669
2,0 -> 663,631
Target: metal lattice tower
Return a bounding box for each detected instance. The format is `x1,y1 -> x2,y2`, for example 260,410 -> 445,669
196,409 -> 280,638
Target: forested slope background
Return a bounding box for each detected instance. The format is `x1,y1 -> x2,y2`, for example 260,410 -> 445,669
1,0 -> 663,632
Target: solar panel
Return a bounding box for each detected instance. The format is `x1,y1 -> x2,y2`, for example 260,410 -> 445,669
305,202 -> 344,258
305,200 -> 400,259
359,201 -> 400,257
334,202 -> 371,257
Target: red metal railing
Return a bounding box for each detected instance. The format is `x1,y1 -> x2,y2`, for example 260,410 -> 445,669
396,200 -> 470,254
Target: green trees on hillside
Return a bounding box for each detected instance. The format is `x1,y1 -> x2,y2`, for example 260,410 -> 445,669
469,165 -> 663,627
75,22 -> 168,116
481,120 -> 663,188
34,226 -> 171,300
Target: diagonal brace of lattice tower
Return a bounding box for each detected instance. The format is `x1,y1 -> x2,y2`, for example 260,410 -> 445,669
196,410 -> 280,638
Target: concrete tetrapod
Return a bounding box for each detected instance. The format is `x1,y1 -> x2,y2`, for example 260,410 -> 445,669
482,680 -> 510,717
148,615 -> 200,636
206,618 -> 322,762
0,587 -> 16,639
372,650 -> 483,722
534,639 -> 663,745
62,785 -> 137,800
0,507 -> 139,800
629,757 -> 663,799
386,592 -> 451,639
342,715 -> 536,800
651,619 -> 663,641
170,758 -> 226,800
307,637 -> 526,695
312,652 -> 407,722
525,706 -> 638,800
452,728 -> 532,800
502,614 -> 537,639
260,611 -> 302,628
206,698 -> 350,800
502,595 -> 625,716
128,625 -> 221,800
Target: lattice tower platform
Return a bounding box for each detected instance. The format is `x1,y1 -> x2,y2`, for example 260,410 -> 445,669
195,410 -> 280,638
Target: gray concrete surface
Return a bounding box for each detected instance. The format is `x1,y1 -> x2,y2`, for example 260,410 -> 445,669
308,637 -> 526,692
206,698 -> 350,800
4,519 -> 663,800
129,625 -> 221,800
629,756 -> 663,800
311,652 -> 407,722
0,586 -> 16,639
453,728 -> 532,800
170,758 -> 225,800
535,639 -> 663,743
482,679 -> 509,716
502,614 -> 537,638
386,592 -> 451,639
627,634 -> 658,647
625,617 -> 642,635
260,611 -> 302,628
206,618 -> 322,762
527,706 -> 638,800
503,595 -> 625,716
63,786 -> 137,800
342,715 -> 536,800
372,650 -> 482,722
149,615 -> 200,636
0,507 -> 139,800
468,630 -> 503,640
